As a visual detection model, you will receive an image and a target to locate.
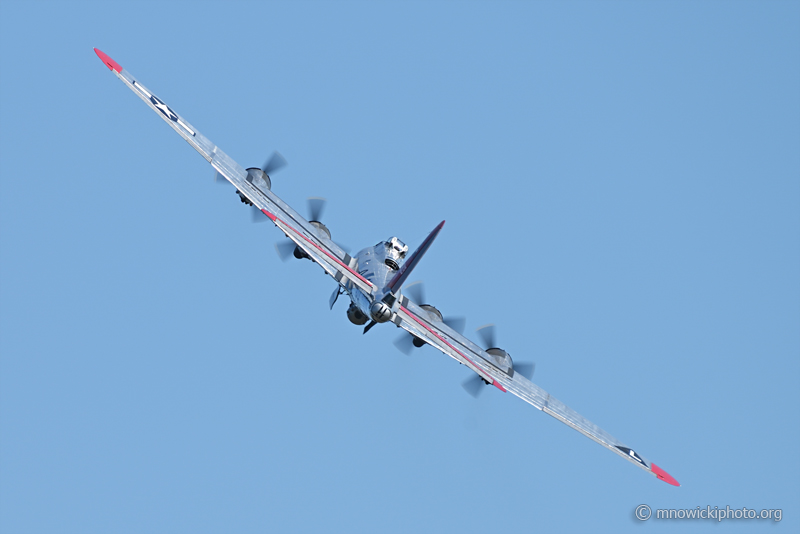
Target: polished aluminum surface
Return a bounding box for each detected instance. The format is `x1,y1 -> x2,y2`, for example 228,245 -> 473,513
98,53 -> 675,484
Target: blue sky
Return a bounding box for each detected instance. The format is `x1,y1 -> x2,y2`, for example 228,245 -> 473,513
1,1 -> 798,532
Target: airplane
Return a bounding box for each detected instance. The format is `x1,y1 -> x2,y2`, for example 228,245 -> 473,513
93,48 -> 679,486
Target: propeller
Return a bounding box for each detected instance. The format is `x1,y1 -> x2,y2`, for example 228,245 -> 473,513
404,281 -> 425,305
308,197 -> 326,222
514,362 -> 536,380
403,281 -> 465,333
262,151 -> 287,176
462,375 -> 487,399
461,324 -> 497,399
214,151 -> 288,223
443,316 -> 466,335
275,197 -> 341,261
214,150 -> 287,187
462,322 -> 496,398
393,281 -> 465,355
275,239 -> 298,261
462,324 -> 535,398
251,153 -> 288,224
393,334 -> 416,356
306,198 -> 349,249
476,324 -> 497,349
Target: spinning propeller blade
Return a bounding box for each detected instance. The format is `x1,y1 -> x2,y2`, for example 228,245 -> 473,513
476,324 -> 497,349
262,151 -> 287,176
308,197 -> 326,222
514,362 -> 535,380
462,375 -> 486,399
395,281 -> 465,351
393,334 -> 415,355
234,151 -> 286,223
275,239 -> 296,261
404,281 -> 425,305
475,323 -> 535,381
443,316 -> 466,335
214,170 -> 228,185
273,197 -> 339,260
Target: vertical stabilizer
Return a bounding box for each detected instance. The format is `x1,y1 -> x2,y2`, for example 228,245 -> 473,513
382,221 -> 445,297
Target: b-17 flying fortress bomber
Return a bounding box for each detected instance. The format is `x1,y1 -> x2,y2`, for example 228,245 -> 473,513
94,48 -> 679,486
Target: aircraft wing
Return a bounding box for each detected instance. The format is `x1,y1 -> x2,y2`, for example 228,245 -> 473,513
94,49 -> 376,297
393,297 -> 680,486
96,48 -> 676,486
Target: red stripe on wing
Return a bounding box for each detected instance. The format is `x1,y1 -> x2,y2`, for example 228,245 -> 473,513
262,208 -> 372,288
400,305 -> 505,392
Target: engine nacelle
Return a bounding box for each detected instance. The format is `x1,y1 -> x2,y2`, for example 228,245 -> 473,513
245,168 -> 271,191
347,303 -> 368,325
292,221 -> 332,260
486,348 -> 514,377
370,301 -> 392,323
309,220 -> 331,239
419,304 -> 443,322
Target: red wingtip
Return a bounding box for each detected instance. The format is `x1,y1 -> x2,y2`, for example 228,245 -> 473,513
94,48 -> 122,72
651,463 -> 680,486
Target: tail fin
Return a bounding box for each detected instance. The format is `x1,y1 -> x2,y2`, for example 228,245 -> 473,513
383,221 -> 445,297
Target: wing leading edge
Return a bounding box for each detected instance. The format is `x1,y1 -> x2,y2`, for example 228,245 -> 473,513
395,300 -> 679,486
95,48 -> 677,486
94,48 -> 375,297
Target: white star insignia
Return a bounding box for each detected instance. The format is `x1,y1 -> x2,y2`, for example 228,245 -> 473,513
151,95 -> 177,121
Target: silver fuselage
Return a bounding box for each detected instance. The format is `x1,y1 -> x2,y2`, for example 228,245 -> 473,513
349,241 -> 401,319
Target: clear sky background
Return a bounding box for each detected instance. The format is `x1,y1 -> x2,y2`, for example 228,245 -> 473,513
1,1 -> 798,533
